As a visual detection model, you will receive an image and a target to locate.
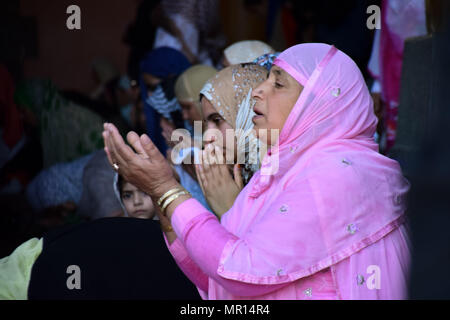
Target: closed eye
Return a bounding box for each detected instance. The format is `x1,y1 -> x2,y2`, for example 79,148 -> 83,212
205,113 -> 224,125
212,117 -> 223,124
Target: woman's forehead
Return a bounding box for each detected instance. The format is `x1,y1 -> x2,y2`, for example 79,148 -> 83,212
270,65 -> 302,88
200,97 -> 218,118
270,65 -> 288,78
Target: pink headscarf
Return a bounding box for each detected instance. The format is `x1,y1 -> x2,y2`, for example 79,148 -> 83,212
218,43 -> 410,286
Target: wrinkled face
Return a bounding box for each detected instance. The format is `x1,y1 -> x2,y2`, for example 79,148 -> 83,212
179,100 -> 203,124
201,96 -> 236,162
121,182 -> 155,219
251,65 -> 303,145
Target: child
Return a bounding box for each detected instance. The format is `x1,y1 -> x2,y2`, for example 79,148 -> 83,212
116,174 -> 156,219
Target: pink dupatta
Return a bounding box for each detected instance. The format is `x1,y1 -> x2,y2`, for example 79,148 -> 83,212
216,43 -> 410,294
168,43 -> 411,299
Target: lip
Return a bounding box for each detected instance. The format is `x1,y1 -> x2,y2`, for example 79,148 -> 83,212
132,210 -> 148,216
253,106 -> 264,116
252,114 -> 264,123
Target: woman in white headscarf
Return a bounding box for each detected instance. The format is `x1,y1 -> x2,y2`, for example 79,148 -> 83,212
195,63 -> 268,216
222,40 -> 275,67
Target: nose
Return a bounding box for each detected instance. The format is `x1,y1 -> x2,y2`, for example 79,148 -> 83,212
252,81 -> 266,100
133,193 -> 143,206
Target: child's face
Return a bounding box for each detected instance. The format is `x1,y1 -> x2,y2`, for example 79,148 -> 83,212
121,182 -> 155,219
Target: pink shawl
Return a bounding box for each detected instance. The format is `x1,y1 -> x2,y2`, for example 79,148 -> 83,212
218,43 -> 410,286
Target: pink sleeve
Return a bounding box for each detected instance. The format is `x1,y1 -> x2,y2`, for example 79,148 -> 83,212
163,233 -> 209,294
171,198 -> 289,297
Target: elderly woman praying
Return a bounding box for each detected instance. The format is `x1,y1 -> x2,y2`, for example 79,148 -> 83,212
103,43 -> 410,300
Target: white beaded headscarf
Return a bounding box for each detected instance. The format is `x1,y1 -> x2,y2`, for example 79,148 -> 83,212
200,63 -> 268,184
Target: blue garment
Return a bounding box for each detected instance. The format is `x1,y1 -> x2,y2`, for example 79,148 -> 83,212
253,52 -> 280,71
26,153 -> 94,213
145,85 -> 181,120
139,47 -> 191,155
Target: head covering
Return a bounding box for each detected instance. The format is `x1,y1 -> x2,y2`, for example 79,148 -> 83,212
27,218 -> 200,299
200,64 -> 267,127
175,64 -> 217,107
252,52 -> 279,71
200,63 -> 268,183
25,152 -> 94,213
224,40 -> 275,65
218,44 -> 410,294
140,47 -> 191,79
139,47 -> 191,155
175,64 -> 217,136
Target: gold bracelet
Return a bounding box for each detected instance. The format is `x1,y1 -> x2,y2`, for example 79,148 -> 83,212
161,223 -> 173,232
160,190 -> 190,213
157,187 -> 184,207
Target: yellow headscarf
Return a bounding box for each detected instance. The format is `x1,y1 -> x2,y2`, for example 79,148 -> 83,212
175,65 -> 217,115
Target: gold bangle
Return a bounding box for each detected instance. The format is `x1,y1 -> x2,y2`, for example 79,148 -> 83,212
160,190 -> 190,213
161,223 -> 173,232
157,187 -> 184,207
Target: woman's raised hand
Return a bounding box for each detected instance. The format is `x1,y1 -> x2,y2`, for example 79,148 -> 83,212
195,144 -> 243,218
102,123 -> 179,201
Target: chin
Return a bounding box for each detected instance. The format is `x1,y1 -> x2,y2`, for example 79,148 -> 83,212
131,213 -> 150,219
